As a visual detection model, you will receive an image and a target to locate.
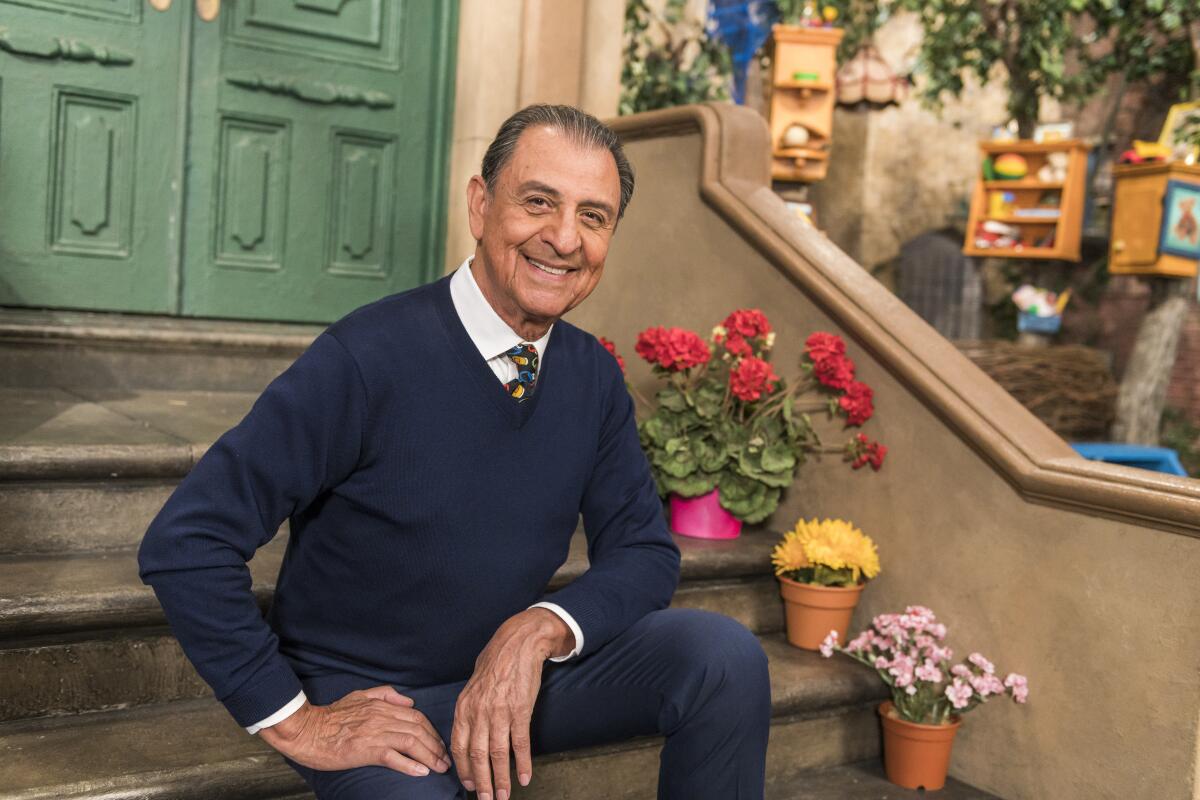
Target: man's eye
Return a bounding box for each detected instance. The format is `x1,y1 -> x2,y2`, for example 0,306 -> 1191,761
527,197 -> 550,208
583,212 -> 605,225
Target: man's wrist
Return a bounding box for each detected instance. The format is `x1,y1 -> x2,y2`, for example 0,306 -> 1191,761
525,607 -> 574,659
259,700 -> 312,745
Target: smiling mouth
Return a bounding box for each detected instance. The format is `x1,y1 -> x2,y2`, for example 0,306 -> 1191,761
524,254 -> 572,277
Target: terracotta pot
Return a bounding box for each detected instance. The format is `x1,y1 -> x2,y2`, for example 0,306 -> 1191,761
878,701 -> 962,791
669,490 -> 742,540
777,576 -> 864,650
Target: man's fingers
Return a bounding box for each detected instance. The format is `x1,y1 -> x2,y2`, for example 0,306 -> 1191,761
511,714 -> 534,788
359,685 -> 414,706
382,705 -> 447,759
451,715 -> 475,790
489,718 -> 513,800
377,747 -> 434,777
469,719 -> 494,799
381,729 -> 450,774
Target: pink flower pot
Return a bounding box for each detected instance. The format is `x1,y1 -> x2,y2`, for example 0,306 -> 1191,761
669,489 -> 742,540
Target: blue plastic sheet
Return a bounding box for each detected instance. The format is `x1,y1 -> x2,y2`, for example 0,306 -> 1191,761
707,1 -> 779,103
1070,442 -> 1189,477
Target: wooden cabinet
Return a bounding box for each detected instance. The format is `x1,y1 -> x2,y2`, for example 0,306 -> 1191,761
1109,163 -> 1200,278
963,140 -> 1091,261
767,25 -> 842,183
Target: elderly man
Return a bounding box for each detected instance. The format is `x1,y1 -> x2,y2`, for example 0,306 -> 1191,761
138,104 -> 771,800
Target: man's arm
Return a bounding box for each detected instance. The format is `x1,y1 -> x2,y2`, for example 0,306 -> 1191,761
138,332 -> 451,777
138,332 -> 366,726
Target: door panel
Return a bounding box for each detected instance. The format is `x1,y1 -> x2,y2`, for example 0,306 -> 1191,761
182,0 -> 457,323
0,0 -> 186,313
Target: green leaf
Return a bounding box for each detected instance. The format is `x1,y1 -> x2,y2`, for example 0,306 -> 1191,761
661,471 -> 718,498
761,443 -> 796,473
657,388 -> 687,413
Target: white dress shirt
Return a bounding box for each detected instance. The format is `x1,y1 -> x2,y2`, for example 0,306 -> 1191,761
246,256 -> 584,734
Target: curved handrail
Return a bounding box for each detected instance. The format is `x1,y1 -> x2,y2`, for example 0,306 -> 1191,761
608,103 -> 1200,538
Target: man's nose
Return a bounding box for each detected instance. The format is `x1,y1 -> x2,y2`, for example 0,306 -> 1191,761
541,209 -> 582,257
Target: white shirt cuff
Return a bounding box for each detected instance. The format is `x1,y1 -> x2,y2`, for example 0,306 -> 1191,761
528,601 -> 584,661
245,690 -> 308,735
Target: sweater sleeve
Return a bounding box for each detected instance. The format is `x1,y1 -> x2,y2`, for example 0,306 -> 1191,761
534,355 -> 681,657
137,332 -> 366,727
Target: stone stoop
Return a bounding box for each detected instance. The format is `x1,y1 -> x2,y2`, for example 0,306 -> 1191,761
0,311 -> 913,799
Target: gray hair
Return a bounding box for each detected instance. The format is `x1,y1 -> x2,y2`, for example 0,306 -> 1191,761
481,104 -> 635,220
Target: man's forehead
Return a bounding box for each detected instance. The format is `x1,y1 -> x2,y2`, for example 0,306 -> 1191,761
502,127 -> 620,199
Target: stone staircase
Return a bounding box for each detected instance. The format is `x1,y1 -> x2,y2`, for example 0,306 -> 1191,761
0,310 -> 992,800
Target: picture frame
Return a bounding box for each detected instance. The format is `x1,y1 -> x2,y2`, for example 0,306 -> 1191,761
1159,180 -> 1200,260
1033,122 -> 1073,143
1158,100 -> 1200,163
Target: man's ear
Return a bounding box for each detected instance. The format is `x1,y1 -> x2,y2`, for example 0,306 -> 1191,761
466,175 -> 489,242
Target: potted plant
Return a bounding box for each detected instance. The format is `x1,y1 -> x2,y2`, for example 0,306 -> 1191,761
771,517 -> 880,649
612,311 -> 886,539
820,606 -> 1029,791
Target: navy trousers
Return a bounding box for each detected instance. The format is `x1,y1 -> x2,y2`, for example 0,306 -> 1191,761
282,608 -> 771,799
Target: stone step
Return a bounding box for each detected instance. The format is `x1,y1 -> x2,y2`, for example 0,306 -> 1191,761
0,387 -> 258,555
0,308 -> 318,392
0,634 -> 889,800
782,760 -> 1001,800
0,529 -> 784,721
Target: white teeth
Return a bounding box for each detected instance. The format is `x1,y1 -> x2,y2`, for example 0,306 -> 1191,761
528,258 -> 568,276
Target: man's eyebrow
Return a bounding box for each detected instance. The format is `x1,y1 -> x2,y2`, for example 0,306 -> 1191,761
516,181 -> 615,218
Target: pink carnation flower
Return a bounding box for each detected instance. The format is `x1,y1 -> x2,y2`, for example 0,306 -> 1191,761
915,659 -> 943,683
945,679 -> 972,710
819,630 -> 838,658
1005,673 -> 1030,704
968,652 -> 996,675
950,664 -> 972,679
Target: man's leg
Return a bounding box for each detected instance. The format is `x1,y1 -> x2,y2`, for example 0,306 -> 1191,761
281,679 -> 470,800
530,608 -> 771,800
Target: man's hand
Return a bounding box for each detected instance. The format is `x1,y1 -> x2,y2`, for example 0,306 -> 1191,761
259,685 -> 451,778
451,608 -> 574,800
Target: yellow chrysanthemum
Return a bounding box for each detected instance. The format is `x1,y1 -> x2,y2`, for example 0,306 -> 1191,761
771,529 -> 810,575
775,518 -> 881,582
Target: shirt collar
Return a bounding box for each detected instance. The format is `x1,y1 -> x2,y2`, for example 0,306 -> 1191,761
448,256 -> 552,361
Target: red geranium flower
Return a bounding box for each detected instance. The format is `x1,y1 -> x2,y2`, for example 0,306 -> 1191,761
724,334 -> 753,358
722,309 -> 772,340
635,326 -> 710,372
813,353 -> 856,390
838,380 -> 874,426
729,356 -> 780,402
598,336 -> 626,375
805,332 -> 846,363
850,433 -> 887,471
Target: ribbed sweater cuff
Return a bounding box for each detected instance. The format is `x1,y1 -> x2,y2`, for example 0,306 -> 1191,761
220,656 -> 305,728
538,589 -> 606,659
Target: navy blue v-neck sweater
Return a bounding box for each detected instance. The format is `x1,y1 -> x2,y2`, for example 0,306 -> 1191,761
137,276 -> 681,728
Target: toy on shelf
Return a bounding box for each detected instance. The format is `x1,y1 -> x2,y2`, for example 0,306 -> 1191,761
781,123 -> 811,148
1012,284 -> 1070,335
1036,152 -> 1069,183
1118,140 -> 1171,165
993,153 -> 1029,180
963,139 -> 1090,261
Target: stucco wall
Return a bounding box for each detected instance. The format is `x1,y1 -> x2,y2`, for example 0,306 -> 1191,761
566,124 -> 1200,800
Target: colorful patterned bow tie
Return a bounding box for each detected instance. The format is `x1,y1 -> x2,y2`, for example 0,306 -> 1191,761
503,342 -> 539,401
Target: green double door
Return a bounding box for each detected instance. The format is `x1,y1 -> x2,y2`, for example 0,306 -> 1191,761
0,0 -> 457,322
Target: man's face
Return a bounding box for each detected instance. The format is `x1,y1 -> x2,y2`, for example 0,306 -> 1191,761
467,125 -> 622,337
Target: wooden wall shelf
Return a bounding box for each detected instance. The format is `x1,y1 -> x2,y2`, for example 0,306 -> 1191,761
1109,162 -> 1200,278
767,25 -> 843,183
963,139 -> 1090,261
